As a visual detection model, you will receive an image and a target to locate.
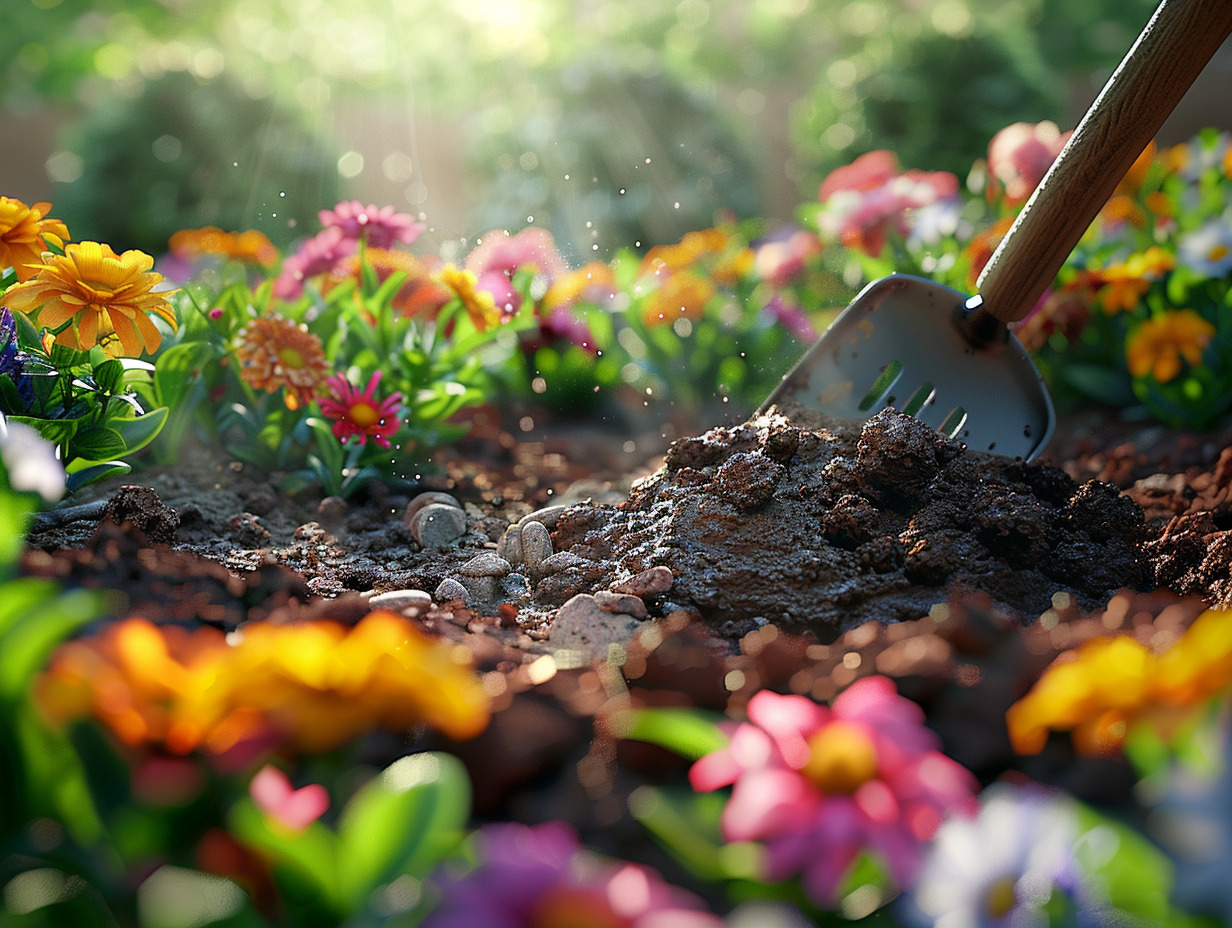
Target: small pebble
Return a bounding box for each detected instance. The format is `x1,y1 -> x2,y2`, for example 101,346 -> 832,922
366,588 -> 433,616
317,495 -> 348,524
410,503 -> 468,548
434,578 -> 469,603
404,491 -> 462,526
518,504 -> 568,529
547,593 -> 645,660
536,551 -> 594,576
611,565 -> 674,598
593,590 -> 648,619
458,552 -> 512,577
520,520 -> 553,575
497,524 -> 523,567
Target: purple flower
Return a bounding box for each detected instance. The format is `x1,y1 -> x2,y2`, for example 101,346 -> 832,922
318,201 -> 424,250
425,821 -> 722,928
272,227 -> 356,300
0,307 -> 35,409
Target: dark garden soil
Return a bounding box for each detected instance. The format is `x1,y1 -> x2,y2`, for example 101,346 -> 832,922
15,400 -> 1232,865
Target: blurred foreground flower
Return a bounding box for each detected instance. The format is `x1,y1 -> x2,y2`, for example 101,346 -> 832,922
438,263 -> 501,331
234,313 -> 330,410
987,121 -> 1071,204
4,241 -> 177,357
319,200 -> 425,250
1125,309 -> 1216,383
168,226 -> 278,267
318,370 -> 403,448
0,195 -> 70,281
1007,610 -> 1232,756
35,611 -> 490,759
249,764 -> 329,832
425,821 -> 723,928
898,782 -> 1101,927
689,676 -> 977,905
0,418 -> 65,503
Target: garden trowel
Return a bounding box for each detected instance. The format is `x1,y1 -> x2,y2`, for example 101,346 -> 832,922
758,0 -> 1232,460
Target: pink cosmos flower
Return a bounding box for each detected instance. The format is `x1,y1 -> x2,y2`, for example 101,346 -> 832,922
250,764 -> 329,832
317,370 -> 403,448
465,228 -> 568,316
424,821 -> 723,928
817,151 -> 959,256
753,227 -> 824,288
987,121 -> 1072,205
689,676 -> 978,906
273,226 -> 356,300
318,200 -> 425,250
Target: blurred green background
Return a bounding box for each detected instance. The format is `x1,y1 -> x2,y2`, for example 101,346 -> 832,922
4,0 -> 1227,262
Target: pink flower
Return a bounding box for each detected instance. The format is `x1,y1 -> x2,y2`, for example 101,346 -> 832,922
318,200 -> 425,250
317,370 -> 403,448
817,152 -> 959,256
465,228 -> 568,315
689,676 -> 978,906
425,821 -> 722,928
753,227 -> 824,288
987,121 -> 1072,205
273,226 -> 356,300
250,764 -> 329,831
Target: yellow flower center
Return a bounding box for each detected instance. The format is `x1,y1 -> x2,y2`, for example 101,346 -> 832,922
278,347 -> 305,369
348,402 -> 380,428
984,875 -> 1019,919
801,721 -> 878,794
1208,244 -> 1229,262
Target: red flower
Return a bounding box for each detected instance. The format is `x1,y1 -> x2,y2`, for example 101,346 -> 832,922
318,370 -> 403,448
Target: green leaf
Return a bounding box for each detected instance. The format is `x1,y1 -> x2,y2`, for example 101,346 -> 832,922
91,357 -> 126,394
70,426 -> 127,461
110,406 -> 169,455
229,799 -> 341,910
8,416 -> 78,449
0,581 -> 106,700
65,461 -> 130,493
153,341 -> 212,407
608,706 -> 729,760
335,752 -> 472,908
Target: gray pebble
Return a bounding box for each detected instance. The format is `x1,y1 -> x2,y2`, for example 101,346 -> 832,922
548,593 -> 645,660
434,578 -> 469,603
520,520 -> 553,575
458,552 -> 512,577
517,504 -> 567,530
404,491 -> 462,526
497,524 -> 523,567
410,503 -> 468,548
536,551 -> 595,576
366,588 -> 433,616
610,565 -> 674,598
593,589 -> 649,619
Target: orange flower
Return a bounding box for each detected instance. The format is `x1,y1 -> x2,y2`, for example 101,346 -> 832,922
1125,309 -> 1215,383
330,249 -> 451,319
437,263 -> 501,331
4,241 -> 176,357
1006,610 -> 1232,756
642,271 -> 715,327
642,227 -> 730,275
35,612 -> 491,758
234,314 -> 330,409
0,196 -> 70,281
1093,247 -> 1175,314
169,226 -> 278,266
963,216 -> 1014,287
543,262 -> 616,311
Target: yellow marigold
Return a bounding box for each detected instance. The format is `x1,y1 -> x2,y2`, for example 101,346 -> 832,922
234,313 -> 330,409
1094,248 -> 1175,314
642,227 -> 731,274
4,241 -> 176,357
543,261 -> 616,310
712,246 -> 755,286
642,271 -> 716,327
1125,309 -> 1215,383
437,262 -> 500,331
0,196 -> 70,281
169,226 -> 278,266
1006,610 -> 1232,756
34,612 -> 490,758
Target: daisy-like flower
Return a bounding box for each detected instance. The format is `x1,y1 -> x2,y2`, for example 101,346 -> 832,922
4,241 -> 176,358
318,200 -> 424,250
425,821 -> 723,928
234,314 -> 330,409
689,676 -> 978,905
898,782 -> 1104,928
0,196 -> 70,281
438,263 -> 502,331
317,370 -> 403,448
1125,309 -> 1216,383
272,226 -> 356,301
1178,220 -> 1232,278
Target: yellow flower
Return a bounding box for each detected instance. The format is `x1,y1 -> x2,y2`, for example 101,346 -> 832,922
642,271 -> 716,327
1094,247 -> 1175,314
234,313 -> 330,409
543,262 -> 615,310
169,226 -> 278,266
1006,610 -> 1232,756
1125,309 -> 1215,383
437,263 -> 501,331
0,196 -> 70,281
4,241 -> 176,357
35,612 -> 491,758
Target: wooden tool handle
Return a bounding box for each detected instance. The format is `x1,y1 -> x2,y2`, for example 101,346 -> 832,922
976,0 -> 1232,323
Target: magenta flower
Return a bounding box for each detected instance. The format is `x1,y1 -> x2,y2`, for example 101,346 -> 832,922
317,370 -> 403,448
465,228 -> 568,315
318,200 -> 425,250
425,821 -> 722,928
689,676 -> 978,906
987,121 -> 1071,205
273,226 -> 356,300
249,765 -> 329,832
817,151 -> 959,256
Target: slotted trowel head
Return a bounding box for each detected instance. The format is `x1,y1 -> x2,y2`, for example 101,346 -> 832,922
757,275 -> 1055,460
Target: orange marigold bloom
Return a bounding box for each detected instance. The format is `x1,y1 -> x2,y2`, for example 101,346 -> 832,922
963,216 -> 1015,287
642,227 -> 731,275
543,262 -> 616,310
438,262 -> 501,331
169,226 -> 278,266
642,271 -> 716,327
330,249 -> 451,319
1006,610 -> 1232,756
1093,247 -> 1175,314
0,196 -> 70,281
4,241 -> 176,357
234,314 -> 330,409
1125,309 -> 1215,383
34,612 -> 491,758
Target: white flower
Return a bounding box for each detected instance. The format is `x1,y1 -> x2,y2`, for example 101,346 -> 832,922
0,419 -> 65,504
1178,220 -> 1232,279
897,782 -> 1093,928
